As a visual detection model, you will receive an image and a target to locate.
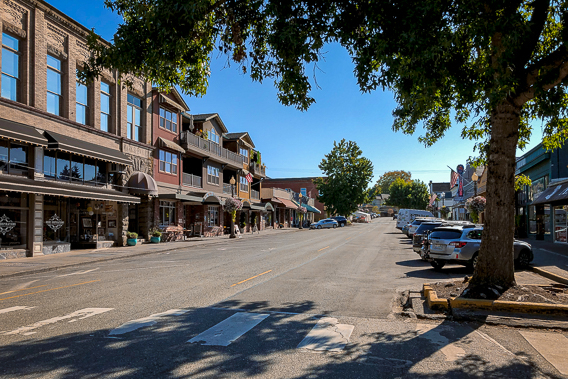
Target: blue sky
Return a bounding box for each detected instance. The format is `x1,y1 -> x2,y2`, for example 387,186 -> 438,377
48,0 -> 544,186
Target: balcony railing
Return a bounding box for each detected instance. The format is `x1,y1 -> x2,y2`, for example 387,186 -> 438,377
223,183 -> 232,195
250,162 -> 266,177
181,131 -> 245,166
182,173 -> 202,188
251,189 -> 260,200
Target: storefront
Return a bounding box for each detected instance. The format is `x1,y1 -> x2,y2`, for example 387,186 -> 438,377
532,180 -> 568,243
0,192 -> 28,258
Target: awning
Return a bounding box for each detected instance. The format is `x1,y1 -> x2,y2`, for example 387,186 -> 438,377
203,192 -> 223,204
158,137 -> 186,154
0,175 -> 140,203
269,198 -> 283,204
44,131 -> 132,166
0,118 -> 48,147
275,197 -> 297,209
250,204 -> 264,211
241,199 -> 252,209
532,183 -> 568,205
263,202 -> 275,212
302,203 -> 321,214
159,193 -> 203,204
127,172 -> 158,197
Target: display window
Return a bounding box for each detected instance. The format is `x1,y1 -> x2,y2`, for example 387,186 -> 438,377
0,192 -> 28,250
555,205 -> 567,243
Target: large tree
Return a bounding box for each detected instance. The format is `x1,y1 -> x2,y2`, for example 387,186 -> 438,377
313,139 -> 374,217
375,170 -> 412,195
387,178 -> 430,210
84,1 -> 568,291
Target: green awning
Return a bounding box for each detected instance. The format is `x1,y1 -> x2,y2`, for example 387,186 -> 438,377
303,203 -> 321,213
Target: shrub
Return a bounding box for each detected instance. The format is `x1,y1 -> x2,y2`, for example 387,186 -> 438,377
127,232 -> 138,240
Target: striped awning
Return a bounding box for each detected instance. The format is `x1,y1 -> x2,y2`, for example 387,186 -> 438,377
158,137 -> 186,154
44,131 -> 131,165
0,118 -> 48,147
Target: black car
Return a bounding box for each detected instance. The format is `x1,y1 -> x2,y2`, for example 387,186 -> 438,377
331,216 -> 347,227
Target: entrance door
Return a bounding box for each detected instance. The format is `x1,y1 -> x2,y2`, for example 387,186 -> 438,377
129,205 -> 139,235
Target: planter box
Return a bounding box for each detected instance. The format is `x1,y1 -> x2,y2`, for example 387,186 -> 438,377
150,236 -> 161,243
126,238 -> 138,246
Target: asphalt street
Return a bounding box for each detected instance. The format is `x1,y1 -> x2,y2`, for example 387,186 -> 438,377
0,219 -> 566,378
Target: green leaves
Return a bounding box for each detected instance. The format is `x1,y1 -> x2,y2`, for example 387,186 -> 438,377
386,178 -> 430,210
313,139 -> 374,217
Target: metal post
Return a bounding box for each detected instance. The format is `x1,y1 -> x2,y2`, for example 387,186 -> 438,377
230,176 -> 236,239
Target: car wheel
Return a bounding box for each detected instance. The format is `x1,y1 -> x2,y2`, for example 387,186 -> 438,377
340,223 -> 345,227
333,224 -> 337,228
469,253 -> 479,270
515,249 -> 531,269
317,225 -> 322,229
430,260 -> 446,271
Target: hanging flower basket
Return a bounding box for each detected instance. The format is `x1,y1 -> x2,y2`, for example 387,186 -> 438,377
224,197 -> 243,213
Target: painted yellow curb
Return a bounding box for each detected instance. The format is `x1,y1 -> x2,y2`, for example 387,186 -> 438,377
530,267 -> 568,285
423,283 -> 568,314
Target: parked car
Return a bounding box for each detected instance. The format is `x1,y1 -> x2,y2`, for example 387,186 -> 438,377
413,221 -> 476,256
310,219 -> 339,229
425,226 -> 533,270
331,216 -> 347,227
407,217 -> 442,238
401,223 -> 411,235
396,209 -> 434,229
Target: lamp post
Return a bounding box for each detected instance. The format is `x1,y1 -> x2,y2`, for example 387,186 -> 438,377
471,172 -> 479,197
440,192 -> 445,219
229,176 -> 236,239
298,193 -> 303,230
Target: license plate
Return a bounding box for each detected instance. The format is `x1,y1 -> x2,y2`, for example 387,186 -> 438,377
430,244 -> 444,251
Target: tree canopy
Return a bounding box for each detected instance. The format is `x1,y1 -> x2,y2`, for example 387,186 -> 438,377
387,178 -> 430,210
374,170 -> 412,195
84,0 -> 568,291
313,139 -> 373,217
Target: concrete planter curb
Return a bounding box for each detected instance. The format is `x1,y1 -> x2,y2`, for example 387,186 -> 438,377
530,266 -> 568,285
423,283 -> 568,315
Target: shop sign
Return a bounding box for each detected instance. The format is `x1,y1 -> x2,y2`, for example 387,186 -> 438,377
0,214 -> 16,235
46,214 -> 65,232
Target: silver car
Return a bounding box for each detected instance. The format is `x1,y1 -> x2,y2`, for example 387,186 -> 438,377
310,218 -> 338,229
426,226 -> 533,270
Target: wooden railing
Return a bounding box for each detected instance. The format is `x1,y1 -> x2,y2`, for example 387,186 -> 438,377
250,162 -> 266,177
182,173 -> 202,188
181,131 -> 245,166
251,189 -> 260,200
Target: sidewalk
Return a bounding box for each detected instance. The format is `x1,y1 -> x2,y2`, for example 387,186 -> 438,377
520,238 -> 568,284
0,227 -> 297,279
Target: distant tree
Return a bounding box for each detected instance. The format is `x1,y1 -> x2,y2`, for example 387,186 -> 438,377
313,139 -> 373,217
387,179 -> 429,210
375,171 -> 412,194
372,206 -> 380,214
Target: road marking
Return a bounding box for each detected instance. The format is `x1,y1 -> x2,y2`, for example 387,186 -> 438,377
0,280 -> 100,301
230,270 -> 272,287
0,306 -> 35,315
188,312 -> 269,346
346,237 -> 352,240
0,285 -> 47,295
56,268 -> 99,277
521,331 -> 568,375
415,324 -> 466,362
1,308 -> 113,336
317,246 -> 330,252
297,317 -> 354,352
109,309 -> 189,335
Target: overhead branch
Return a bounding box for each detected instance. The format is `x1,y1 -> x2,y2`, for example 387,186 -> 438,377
514,0 -> 550,69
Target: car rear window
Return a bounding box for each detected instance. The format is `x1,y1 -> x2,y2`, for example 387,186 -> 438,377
429,230 -> 463,240
416,224 -> 442,233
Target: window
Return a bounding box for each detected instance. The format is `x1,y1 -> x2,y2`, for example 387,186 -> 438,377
1,33 -> 19,101
47,55 -> 62,116
240,176 -> 249,192
300,188 -> 307,196
0,192 -> 28,250
127,94 -> 142,141
100,82 -> 111,132
209,128 -> 219,143
207,205 -> 219,226
0,140 -> 27,176
43,150 -> 56,179
239,147 -> 249,162
207,165 -> 219,185
159,108 -> 177,133
159,201 -> 176,226
44,151 -> 106,185
76,75 -> 88,125
158,150 -> 178,174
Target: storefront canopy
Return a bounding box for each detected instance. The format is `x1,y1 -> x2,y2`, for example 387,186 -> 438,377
302,203 -> 321,214
160,193 -> 203,204
203,192 -> 223,204
274,197 -> 296,209
127,172 -> 158,197
532,182 -> 568,205
0,118 -> 48,147
0,175 -> 140,203
44,131 -> 132,166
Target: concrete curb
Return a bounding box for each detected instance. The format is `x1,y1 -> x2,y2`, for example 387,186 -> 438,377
423,283 -> 568,315
0,229 -> 297,279
530,266 -> 568,285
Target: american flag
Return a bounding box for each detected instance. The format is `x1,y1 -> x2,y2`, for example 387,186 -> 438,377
450,171 -> 459,188
245,172 -> 253,183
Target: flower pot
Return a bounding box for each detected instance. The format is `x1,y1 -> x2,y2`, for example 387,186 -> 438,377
150,236 -> 161,243
126,238 -> 138,246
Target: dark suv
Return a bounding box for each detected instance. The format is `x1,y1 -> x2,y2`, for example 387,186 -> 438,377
331,216 -> 347,227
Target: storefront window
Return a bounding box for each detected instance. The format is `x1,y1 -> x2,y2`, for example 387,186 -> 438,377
84,158 -> 96,183
544,205 -> 551,235
555,205 -> 567,243
71,156 -> 83,182
530,177 -> 548,202
57,152 -> 71,180
43,196 -> 69,243
0,192 -> 28,250
160,201 -> 176,226
0,140 -> 28,175
44,150 -> 56,178
207,206 -> 219,226
529,205 -> 536,234
0,139 -> 7,173
96,161 -> 107,185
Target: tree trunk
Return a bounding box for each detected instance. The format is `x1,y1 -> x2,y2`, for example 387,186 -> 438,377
470,100 -> 520,291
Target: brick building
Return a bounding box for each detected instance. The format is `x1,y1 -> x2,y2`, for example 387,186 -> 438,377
262,177 -> 325,221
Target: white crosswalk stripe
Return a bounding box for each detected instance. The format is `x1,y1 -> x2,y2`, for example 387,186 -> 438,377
188,312 -> 269,346
521,331 -> 568,375
297,317 -> 354,352
109,309 -> 189,335
0,306 -> 35,315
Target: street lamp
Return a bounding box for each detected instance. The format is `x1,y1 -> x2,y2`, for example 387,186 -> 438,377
229,176 -> 236,239
471,172 -> 479,197
440,192 -> 446,219
298,193 -> 303,230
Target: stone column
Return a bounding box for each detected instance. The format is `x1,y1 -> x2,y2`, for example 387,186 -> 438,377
27,193 -> 43,257
117,202 -> 129,246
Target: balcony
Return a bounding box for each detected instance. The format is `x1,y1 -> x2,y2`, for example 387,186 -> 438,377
249,162 -> 266,177
182,173 -> 202,188
261,187 -> 291,200
181,131 -> 245,168
251,189 -> 260,200
223,183 -> 233,195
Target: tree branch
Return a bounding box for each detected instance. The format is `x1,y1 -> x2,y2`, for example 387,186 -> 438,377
514,0 -> 550,69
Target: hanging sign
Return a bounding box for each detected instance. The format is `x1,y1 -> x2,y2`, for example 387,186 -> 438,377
46,214 -> 65,232
0,214 -> 16,235
455,164 -> 465,201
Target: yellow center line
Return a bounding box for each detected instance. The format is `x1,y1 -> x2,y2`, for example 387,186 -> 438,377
0,285 -> 47,295
231,270 -> 272,287
346,237 -> 352,240
0,280 -> 100,301
318,246 -> 330,252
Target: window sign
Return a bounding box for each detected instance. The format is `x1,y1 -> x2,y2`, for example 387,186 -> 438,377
0,214 -> 16,235
46,214 -> 64,232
